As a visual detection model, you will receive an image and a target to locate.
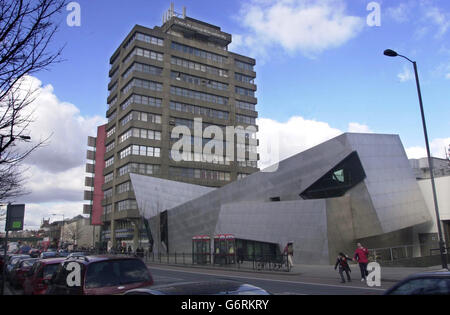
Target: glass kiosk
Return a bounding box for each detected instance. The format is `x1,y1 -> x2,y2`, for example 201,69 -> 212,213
214,234 -> 236,265
192,235 -> 211,265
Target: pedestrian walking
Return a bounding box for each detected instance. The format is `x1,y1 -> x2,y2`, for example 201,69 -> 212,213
334,252 -> 352,283
237,247 -> 244,264
283,242 -> 294,271
128,245 -> 132,256
353,243 -> 369,282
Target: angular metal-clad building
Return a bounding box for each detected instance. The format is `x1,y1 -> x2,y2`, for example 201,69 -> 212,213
130,133 -> 436,264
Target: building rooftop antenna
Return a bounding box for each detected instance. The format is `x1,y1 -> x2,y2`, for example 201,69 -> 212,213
163,3 -> 186,24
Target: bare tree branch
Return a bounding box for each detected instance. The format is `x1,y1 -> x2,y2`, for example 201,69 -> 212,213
0,0 -> 66,202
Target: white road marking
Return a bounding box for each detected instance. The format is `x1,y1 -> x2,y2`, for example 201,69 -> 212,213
147,265 -> 385,291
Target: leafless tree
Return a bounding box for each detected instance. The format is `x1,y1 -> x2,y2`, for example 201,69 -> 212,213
0,0 -> 66,202
64,222 -> 80,245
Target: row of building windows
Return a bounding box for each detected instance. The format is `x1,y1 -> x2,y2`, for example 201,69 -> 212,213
170,86 -> 228,105
236,143 -> 258,153
119,144 -> 161,159
117,199 -> 138,212
171,71 -> 228,91
235,86 -> 255,98
238,160 -> 258,168
123,32 -> 164,49
118,163 -> 160,177
169,101 -> 229,120
235,73 -> 255,84
171,42 -> 227,63
122,78 -> 163,95
235,60 -> 254,72
170,56 -> 228,78
108,96 -> 117,108
119,127 -> 161,143
107,126 -> 116,138
120,111 -> 162,126
121,94 -> 162,111
236,100 -> 256,111
122,62 -> 163,80
107,110 -> 117,123
109,81 -> 118,96
170,150 -> 232,166
106,141 -> 115,153
116,181 -> 133,194
104,188 -> 113,198
124,32 -> 164,51
123,47 -> 164,65
105,172 -> 114,183
105,157 -> 114,168
104,204 -> 112,214
169,167 -> 231,182
171,117 -> 226,130
236,114 -> 256,125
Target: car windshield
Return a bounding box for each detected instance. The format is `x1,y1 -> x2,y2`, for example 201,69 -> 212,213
85,259 -> 150,289
43,264 -> 61,279
391,277 -> 450,295
22,259 -> 38,268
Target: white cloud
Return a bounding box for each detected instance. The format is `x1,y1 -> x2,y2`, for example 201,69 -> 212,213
387,3 -> 413,23
230,0 -> 365,59
23,202 -> 87,231
4,76 -> 106,229
446,73 -> 450,79
398,65 -> 414,82
347,122 -> 373,133
18,76 -> 105,173
257,116 -> 342,170
257,115 -> 448,171
424,5 -> 450,37
405,138 -> 450,159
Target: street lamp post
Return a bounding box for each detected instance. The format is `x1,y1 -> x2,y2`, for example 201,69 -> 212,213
384,49 -> 448,270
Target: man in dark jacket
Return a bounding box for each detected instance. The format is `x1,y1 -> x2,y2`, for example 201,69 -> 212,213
334,252 -> 352,283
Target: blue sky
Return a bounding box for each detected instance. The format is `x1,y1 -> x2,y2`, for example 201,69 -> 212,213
37,0 -> 449,149
3,0 -> 450,230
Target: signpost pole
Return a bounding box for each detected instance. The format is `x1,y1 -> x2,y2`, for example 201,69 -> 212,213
1,230 -> 8,295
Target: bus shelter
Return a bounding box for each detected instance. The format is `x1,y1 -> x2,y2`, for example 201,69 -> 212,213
192,235 -> 211,265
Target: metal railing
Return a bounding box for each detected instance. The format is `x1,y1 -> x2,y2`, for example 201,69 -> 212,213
139,252 -> 292,272
368,245 -> 415,262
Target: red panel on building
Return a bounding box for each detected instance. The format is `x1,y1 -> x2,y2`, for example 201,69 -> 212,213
92,124 -> 106,225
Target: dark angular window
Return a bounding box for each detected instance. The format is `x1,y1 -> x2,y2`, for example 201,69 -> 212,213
300,151 -> 366,199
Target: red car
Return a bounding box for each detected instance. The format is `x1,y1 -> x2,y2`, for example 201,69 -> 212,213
10,258 -> 39,289
23,258 -> 66,295
47,255 -> 153,295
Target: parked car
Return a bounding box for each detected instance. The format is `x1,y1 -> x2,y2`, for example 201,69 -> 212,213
5,255 -> 30,281
28,249 -> 41,258
23,258 -> 66,295
47,255 -> 153,295
10,258 -> 39,289
40,251 -> 58,259
66,252 -> 88,258
124,279 -> 272,295
57,250 -> 70,257
384,271 -> 450,295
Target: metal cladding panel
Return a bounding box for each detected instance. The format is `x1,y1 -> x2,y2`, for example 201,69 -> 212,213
130,173 -> 215,219
344,133 -> 432,233
215,200 -> 329,265
91,125 -> 106,225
